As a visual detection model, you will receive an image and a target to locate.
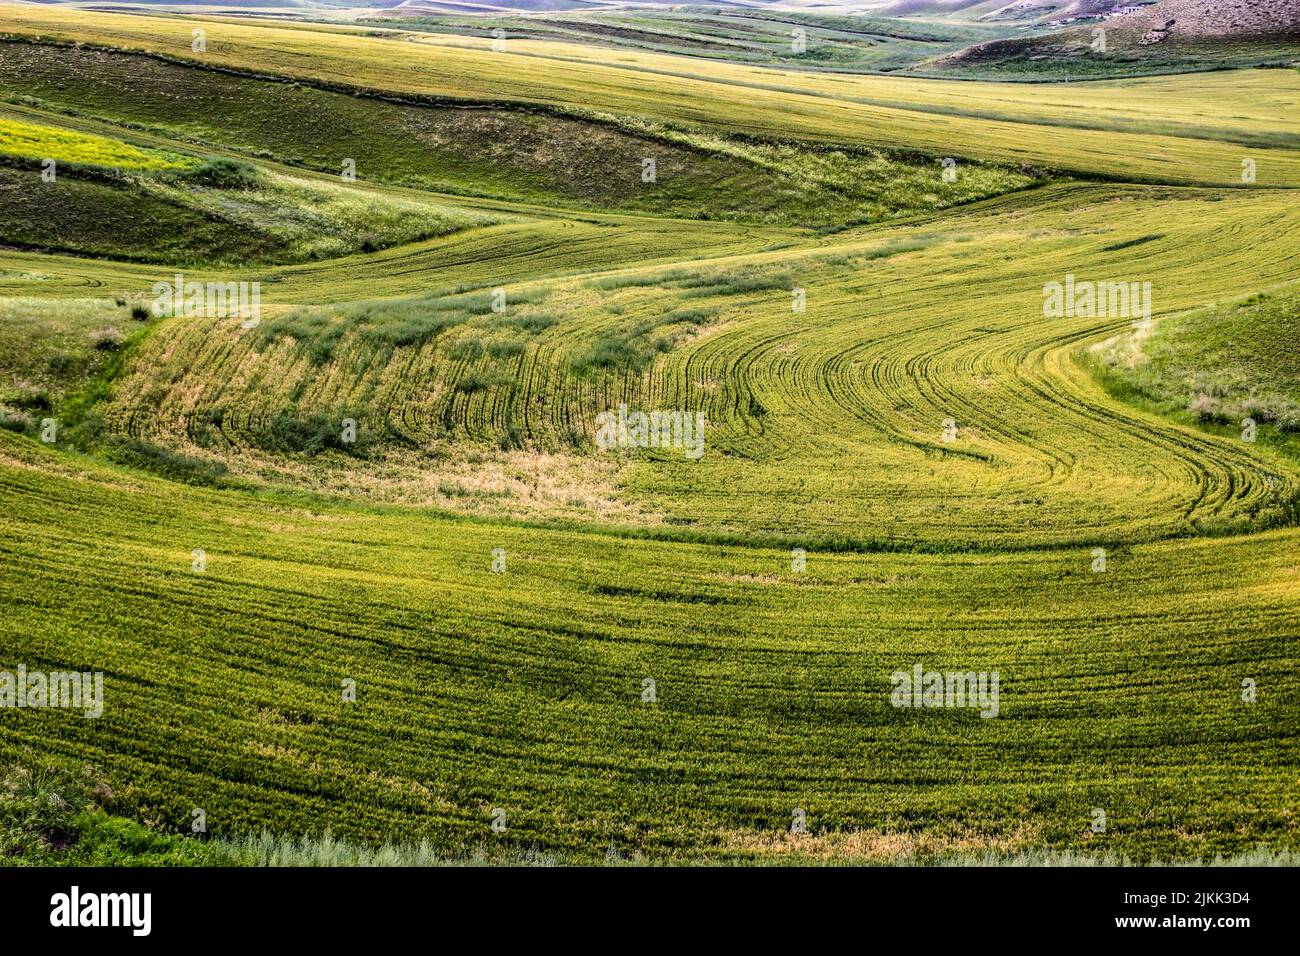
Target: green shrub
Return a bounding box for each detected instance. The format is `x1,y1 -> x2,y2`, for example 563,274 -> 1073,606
447,336 -> 485,361
252,410 -> 371,457
360,309 -> 465,348
1,762 -> 103,859
188,157 -> 260,190
267,302 -> 471,357
90,327 -> 124,351
0,761 -> 225,865
572,329 -> 648,372
47,351 -> 79,376
8,386 -> 51,412
664,308 -> 717,325
497,422 -> 524,451
263,310 -> 350,364
571,308 -> 707,374
675,271 -> 790,297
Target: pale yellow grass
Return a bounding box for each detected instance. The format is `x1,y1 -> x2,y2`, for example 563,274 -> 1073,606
722,824 -> 1042,862
146,436 -> 665,525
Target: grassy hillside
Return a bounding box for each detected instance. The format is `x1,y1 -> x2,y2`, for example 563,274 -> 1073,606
0,115 -> 195,171
0,6 -> 1297,866
364,8 -> 1024,71
4,757 -> 1295,867
0,111 -> 500,265
0,214 -> 796,305
1086,286 -> 1300,460
73,184 -> 1300,546
0,297 -> 138,437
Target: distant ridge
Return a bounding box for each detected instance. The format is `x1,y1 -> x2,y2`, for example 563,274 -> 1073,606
934,0 -> 1300,71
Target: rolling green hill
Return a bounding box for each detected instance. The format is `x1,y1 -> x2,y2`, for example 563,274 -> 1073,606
363,7 -> 1025,72
2,427 -> 1297,862
3,7 -> 1298,185
1086,285 -> 1300,460
929,0 -> 1300,77
74,183 -> 1300,546
0,40 -> 1041,227
0,112 -> 501,265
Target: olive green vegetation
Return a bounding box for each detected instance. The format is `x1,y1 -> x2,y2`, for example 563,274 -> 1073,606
0,115 -> 194,171
1085,286 -> 1300,461
928,24 -> 1300,80
90,184 -> 1300,547
0,296 -> 140,435
366,7 -> 1300,80
7,760 -> 1292,867
1,428 -> 1297,863
4,7 -> 1299,186
0,6 -> 1297,866
0,762 -> 223,865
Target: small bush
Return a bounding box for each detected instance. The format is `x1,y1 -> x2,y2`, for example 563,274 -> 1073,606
1,763 -> 103,858
268,302 -> 470,355
1188,393 -> 1225,423
497,312 -> 558,334
90,327 -> 124,351
497,422 -> 524,451
188,157 -> 260,190
47,352 -> 79,376
591,273 -> 664,291
101,437 -> 232,486
675,272 -> 791,298
487,339 -> 525,359
455,370 -> 505,393
571,311 -> 695,374
455,286 -> 550,315
252,411 -> 370,458
262,310 -> 349,364
665,308 -> 718,326
0,407 -> 34,434
572,330 -> 646,372
360,310 -> 464,348
9,385 -> 51,412
447,337 -> 484,361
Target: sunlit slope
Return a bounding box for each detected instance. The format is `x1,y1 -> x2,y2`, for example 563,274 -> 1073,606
1,431 -> 1296,861
0,115 -> 194,171
0,46 -> 1040,229
1088,285 -> 1300,460
1,4 -> 1298,866
92,184 -> 1300,549
3,6 -> 1298,185
0,213 -> 797,302
408,30 -> 1300,150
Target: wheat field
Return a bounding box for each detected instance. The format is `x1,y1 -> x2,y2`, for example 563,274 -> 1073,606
0,4 -> 1296,865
